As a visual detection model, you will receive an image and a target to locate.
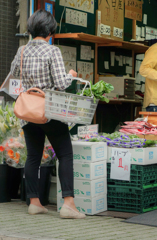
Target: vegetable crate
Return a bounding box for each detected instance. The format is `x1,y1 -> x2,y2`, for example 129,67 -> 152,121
45,90 -> 98,124
107,163 -> 157,189
107,185 -> 157,213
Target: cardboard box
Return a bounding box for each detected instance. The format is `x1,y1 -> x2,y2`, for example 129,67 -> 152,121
56,160 -> 107,180
97,0 -> 124,41
72,141 -> 107,162
107,146 -> 157,165
135,134 -> 157,140
57,177 -> 107,198
57,194 -> 107,215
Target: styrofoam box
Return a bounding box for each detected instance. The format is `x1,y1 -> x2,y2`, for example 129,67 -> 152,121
57,177 -> 107,198
57,194 -> 107,215
73,160 -> 107,180
56,160 -> 107,180
107,146 -> 157,165
72,141 -> 107,162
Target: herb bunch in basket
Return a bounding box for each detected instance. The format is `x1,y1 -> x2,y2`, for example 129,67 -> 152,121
77,80 -> 114,103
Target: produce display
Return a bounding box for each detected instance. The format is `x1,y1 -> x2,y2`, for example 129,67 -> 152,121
119,121 -> 157,135
79,131 -> 157,148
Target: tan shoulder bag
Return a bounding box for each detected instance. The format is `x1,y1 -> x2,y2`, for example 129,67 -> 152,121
14,46 -> 48,124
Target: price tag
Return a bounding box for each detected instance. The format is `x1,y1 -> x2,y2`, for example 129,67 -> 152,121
113,27 -> 123,38
100,24 -> 111,36
77,124 -> 98,138
110,148 -> 131,181
9,79 -> 23,95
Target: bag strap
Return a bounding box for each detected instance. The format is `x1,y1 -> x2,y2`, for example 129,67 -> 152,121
20,45 -> 26,91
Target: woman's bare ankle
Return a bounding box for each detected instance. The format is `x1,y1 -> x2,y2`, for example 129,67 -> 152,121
30,198 -> 43,208
64,197 -> 79,212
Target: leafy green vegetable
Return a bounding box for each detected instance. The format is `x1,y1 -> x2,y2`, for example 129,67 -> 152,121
143,140 -> 157,148
77,80 -> 114,103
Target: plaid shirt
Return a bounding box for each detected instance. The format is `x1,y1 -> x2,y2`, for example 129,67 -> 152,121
10,40 -> 73,127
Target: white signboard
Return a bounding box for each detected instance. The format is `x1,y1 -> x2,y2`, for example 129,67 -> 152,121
60,0 -> 94,14
100,24 -> 111,36
110,148 -> 131,181
113,27 -> 123,39
0,72 -> 19,99
66,8 -> 87,28
57,45 -> 77,74
78,124 -> 98,138
9,79 -> 23,95
80,45 -> 92,61
77,61 -> 93,82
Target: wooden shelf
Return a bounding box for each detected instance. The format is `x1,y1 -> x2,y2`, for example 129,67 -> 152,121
54,33 -> 149,53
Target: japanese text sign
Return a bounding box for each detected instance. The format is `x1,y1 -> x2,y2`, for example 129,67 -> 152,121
9,79 -> 23,95
110,148 -> 131,181
125,0 -> 142,21
77,124 -> 98,138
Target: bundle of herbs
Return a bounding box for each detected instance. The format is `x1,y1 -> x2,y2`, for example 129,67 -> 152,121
77,80 -> 114,103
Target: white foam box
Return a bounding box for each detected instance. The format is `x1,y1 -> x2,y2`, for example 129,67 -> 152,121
107,146 -> 157,165
74,160 -> 107,180
72,141 -> 107,162
57,177 -> 107,198
57,194 -> 107,215
56,160 -> 107,180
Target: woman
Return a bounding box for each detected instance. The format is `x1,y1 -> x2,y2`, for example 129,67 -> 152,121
10,9 -> 86,219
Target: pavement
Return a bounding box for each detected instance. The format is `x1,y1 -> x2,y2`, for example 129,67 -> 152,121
0,201 -> 157,240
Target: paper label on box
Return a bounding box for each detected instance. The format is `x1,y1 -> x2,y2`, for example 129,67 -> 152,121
149,151 -> 153,160
96,198 -> 104,211
86,174 -> 90,178
95,181 -> 104,193
95,164 -> 104,176
96,147 -> 104,158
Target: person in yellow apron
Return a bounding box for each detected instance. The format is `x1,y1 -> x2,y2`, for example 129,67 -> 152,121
139,43 -> 157,112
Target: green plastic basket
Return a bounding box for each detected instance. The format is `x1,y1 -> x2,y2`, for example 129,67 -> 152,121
107,185 -> 157,213
107,163 -> 157,189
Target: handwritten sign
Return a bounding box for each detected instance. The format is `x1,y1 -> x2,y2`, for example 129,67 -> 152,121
125,0 -> 142,21
100,24 -> 111,36
77,61 -> 93,82
60,0 -> 94,14
9,79 -> 23,95
78,124 -> 98,138
110,148 -> 131,181
113,27 -> 123,39
66,8 -> 87,28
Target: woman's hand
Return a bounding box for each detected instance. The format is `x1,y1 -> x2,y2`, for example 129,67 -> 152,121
69,69 -> 77,78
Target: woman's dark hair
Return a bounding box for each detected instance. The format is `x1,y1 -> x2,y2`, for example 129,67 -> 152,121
27,9 -> 57,38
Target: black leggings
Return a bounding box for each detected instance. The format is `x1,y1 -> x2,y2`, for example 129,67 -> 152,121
23,120 -> 74,199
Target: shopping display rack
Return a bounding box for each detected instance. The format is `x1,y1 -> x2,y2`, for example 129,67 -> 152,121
45,78 -> 99,125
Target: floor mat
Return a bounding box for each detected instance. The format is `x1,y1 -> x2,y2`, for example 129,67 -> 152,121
124,210 -> 157,227
96,211 -> 138,219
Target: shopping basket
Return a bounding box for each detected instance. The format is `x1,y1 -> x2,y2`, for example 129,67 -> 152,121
45,78 -> 99,125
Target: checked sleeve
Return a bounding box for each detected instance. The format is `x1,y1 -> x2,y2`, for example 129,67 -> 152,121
50,47 -> 73,90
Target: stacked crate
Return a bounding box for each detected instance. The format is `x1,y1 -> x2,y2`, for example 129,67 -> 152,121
57,141 -> 108,215
107,163 -> 157,213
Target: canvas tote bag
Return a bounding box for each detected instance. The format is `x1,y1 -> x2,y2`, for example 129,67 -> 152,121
14,45 -> 48,124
